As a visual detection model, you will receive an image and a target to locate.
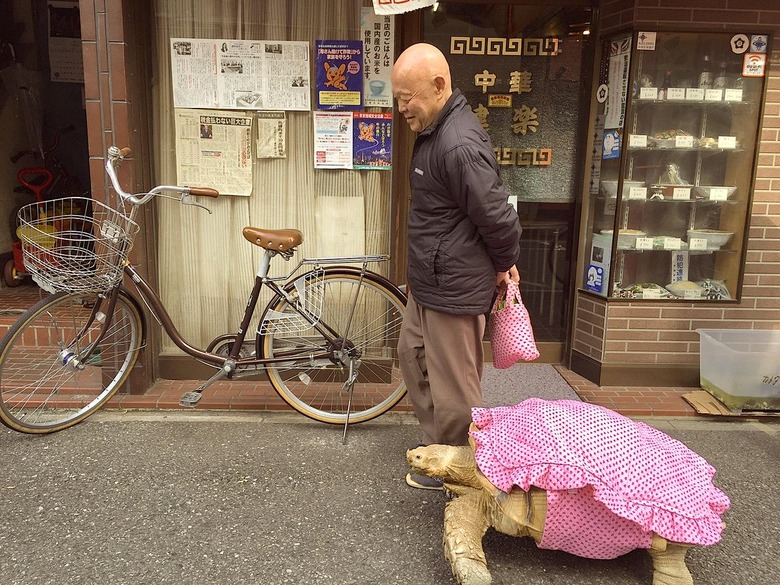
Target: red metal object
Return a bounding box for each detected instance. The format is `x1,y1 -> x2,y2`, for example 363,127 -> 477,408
17,168 -> 55,203
12,240 -> 24,273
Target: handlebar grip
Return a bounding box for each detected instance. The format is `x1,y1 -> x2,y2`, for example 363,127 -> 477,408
189,187 -> 219,198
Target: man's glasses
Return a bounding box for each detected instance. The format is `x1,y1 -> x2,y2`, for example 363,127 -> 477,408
394,91 -> 419,107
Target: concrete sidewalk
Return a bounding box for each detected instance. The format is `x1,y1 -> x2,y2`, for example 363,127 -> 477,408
1,411 -> 777,584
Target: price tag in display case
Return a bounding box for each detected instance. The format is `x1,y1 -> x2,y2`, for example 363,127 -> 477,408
718,136 -> 737,149
705,89 -> 723,102
642,288 -> 661,299
689,237 -> 708,251
639,87 -> 658,100
667,88 -> 686,100
709,187 -> 729,201
663,237 -> 682,250
635,237 -> 653,250
686,88 -> 704,101
675,135 -> 694,148
629,134 -> 647,148
672,187 -> 691,200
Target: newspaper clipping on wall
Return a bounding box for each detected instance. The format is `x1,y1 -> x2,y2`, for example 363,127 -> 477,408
170,39 -> 311,111
175,109 -> 253,196
256,111 -> 286,158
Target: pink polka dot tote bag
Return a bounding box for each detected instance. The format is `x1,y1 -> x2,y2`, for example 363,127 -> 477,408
490,280 -> 540,368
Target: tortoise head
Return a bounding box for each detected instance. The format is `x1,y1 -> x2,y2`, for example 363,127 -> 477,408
406,444 -> 483,489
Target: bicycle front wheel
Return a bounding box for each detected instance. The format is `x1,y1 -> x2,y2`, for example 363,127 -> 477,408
0,289 -> 144,433
261,269 -> 407,425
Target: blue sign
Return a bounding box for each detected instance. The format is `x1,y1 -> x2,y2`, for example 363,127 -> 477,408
586,264 -> 605,293
602,130 -> 621,159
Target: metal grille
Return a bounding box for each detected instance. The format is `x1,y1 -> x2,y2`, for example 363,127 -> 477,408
17,197 -> 139,294
259,268 -> 325,334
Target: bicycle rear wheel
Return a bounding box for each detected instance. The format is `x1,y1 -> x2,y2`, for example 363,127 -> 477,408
0,289 -> 144,433
260,269 -> 407,424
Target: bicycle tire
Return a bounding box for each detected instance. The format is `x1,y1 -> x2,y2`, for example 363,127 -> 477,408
260,268 -> 407,425
0,289 -> 144,434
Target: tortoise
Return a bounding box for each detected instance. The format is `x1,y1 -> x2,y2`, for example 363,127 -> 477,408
406,399 -> 730,585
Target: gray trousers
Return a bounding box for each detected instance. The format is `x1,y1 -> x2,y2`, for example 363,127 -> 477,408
398,294 -> 485,446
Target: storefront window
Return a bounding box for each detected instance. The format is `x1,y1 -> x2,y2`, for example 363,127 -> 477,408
422,2 -> 593,342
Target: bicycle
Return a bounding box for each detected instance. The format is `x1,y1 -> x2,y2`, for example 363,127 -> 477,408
0,146 -> 408,439
4,125 -> 89,287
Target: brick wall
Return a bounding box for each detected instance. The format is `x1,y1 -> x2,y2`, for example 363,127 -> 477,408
79,0 -> 131,201
572,0 -> 780,384
79,0 -> 155,392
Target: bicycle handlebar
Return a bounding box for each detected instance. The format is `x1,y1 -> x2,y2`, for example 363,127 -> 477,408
105,146 -> 220,206
10,124 -> 76,163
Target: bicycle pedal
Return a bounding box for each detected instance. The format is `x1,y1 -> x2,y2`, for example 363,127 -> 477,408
179,391 -> 202,408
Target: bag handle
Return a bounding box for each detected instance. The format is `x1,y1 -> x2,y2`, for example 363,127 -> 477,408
492,280 -> 525,311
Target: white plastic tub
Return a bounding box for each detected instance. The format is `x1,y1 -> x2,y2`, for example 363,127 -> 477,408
697,329 -> 780,410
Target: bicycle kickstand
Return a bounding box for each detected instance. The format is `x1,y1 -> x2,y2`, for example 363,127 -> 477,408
341,358 -> 359,444
180,360 -> 236,407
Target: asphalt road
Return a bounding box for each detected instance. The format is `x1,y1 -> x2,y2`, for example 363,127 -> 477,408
1,411 -> 778,585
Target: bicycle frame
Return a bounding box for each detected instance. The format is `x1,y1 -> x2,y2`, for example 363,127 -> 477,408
99,146 -> 406,438
119,253 -> 397,372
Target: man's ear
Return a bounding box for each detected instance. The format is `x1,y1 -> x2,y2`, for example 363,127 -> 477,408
433,75 -> 446,95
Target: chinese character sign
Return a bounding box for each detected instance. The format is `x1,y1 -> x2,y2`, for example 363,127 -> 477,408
429,29 -> 585,202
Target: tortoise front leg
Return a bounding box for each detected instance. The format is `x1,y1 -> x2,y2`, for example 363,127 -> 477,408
647,541 -> 694,585
443,490 -> 492,585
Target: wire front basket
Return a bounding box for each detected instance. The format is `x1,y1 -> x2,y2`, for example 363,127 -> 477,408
259,268 -> 325,335
17,197 -> 139,294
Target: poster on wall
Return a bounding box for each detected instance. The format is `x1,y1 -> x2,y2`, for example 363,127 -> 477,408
603,37 -> 631,130
360,8 -> 394,108
170,39 -> 310,111
313,112 -> 393,170
315,40 -> 363,110
353,112 -> 392,170
313,111 -> 353,169
174,109 -> 253,196
48,1 -> 84,83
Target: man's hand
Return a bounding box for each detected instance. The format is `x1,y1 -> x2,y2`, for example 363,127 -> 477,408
496,265 -> 520,286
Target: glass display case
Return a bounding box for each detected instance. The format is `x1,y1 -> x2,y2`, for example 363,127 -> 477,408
584,31 -> 769,300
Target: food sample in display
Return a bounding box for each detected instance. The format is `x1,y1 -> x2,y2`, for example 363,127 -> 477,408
686,229 -> 733,250
600,229 -> 646,249
613,282 -> 674,299
665,280 -> 705,298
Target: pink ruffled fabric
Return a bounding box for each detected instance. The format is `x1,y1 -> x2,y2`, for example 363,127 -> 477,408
470,399 -> 730,559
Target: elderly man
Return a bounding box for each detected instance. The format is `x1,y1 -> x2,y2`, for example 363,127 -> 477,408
392,43 -> 522,490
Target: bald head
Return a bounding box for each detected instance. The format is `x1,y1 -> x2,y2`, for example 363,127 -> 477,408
393,43 -> 452,94
392,43 -> 453,132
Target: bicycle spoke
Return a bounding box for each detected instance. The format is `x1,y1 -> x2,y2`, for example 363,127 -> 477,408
0,291 -> 144,433
262,270 -> 406,424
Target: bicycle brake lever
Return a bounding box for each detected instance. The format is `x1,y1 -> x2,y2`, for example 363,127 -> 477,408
181,193 -> 212,214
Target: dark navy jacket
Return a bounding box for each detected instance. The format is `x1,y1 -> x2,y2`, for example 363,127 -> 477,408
406,89 -> 522,315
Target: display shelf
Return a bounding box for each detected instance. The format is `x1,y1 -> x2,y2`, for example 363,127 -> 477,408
583,30 -> 767,301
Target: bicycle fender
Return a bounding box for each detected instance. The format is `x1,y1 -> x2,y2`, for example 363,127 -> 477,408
318,266 -> 407,302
